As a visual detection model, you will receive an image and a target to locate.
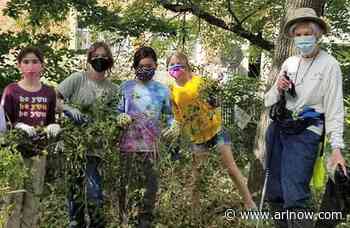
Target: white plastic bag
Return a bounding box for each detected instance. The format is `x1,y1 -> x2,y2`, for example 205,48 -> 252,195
234,105 -> 251,129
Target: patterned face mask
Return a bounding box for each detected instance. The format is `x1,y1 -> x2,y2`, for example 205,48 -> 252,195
168,64 -> 185,80
136,67 -> 155,81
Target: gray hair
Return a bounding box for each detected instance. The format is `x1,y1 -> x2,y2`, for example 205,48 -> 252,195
289,21 -> 324,38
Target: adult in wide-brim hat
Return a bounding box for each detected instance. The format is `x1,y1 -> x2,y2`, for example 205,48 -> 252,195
283,7 -> 329,37
264,6 -> 347,228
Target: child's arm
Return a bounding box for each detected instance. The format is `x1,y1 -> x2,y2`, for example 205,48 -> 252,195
0,106 -> 7,133
47,88 -> 57,124
161,88 -> 181,140
116,94 -> 126,113
44,88 -> 62,138
116,84 -> 132,127
1,85 -> 16,126
57,73 -> 84,121
162,88 -> 175,128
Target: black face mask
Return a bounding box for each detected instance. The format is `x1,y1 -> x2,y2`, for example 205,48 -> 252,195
90,57 -> 111,73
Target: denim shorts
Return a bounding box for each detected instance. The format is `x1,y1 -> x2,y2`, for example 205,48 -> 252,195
191,129 -> 231,153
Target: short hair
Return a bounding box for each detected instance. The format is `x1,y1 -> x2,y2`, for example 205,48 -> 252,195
289,21 -> 323,38
17,47 -> 44,63
87,41 -> 114,70
132,46 -> 157,69
166,52 -> 192,72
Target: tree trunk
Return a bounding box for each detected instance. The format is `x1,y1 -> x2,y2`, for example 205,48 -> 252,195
248,0 -> 327,195
248,33 -> 262,78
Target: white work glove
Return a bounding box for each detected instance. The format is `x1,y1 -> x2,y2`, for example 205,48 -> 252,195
15,122 -> 36,137
162,121 -> 181,140
45,124 -> 62,138
63,104 -> 83,122
117,113 -> 132,127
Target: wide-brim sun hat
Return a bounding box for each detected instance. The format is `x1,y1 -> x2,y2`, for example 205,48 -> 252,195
283,7 -> 329,37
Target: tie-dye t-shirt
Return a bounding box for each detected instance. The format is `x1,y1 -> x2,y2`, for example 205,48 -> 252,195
117,80 -> 174,153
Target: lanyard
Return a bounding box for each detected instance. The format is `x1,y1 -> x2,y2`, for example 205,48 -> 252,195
294,52 -> 319,86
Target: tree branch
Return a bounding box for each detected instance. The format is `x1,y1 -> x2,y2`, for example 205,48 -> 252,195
240,0 -> 273,24
158,0 -> 274,51
240,8 -> 262,24
226,0 -> 241,24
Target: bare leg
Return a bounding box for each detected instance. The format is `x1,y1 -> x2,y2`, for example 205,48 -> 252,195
218,144 -> 256,209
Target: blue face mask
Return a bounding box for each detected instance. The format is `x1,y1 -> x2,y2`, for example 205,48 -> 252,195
294,35 -> 317,56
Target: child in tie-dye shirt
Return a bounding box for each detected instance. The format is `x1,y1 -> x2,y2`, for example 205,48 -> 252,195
117,79 -> 174,154
116,47 -> 179,228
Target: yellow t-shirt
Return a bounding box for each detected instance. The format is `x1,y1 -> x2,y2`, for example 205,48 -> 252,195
170,75 -> 222,144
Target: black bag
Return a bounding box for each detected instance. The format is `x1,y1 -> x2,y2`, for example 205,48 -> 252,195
17,132 -> 48,158
269,93 -> 289,122
277,117 -> 320,135
269,92 -> 324,135
315,165 -> 350,228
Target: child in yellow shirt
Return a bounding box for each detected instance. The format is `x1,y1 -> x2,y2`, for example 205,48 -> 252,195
167,52 -> 256,211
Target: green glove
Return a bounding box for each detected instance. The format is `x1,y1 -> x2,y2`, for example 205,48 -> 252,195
117,113 -> 132,127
